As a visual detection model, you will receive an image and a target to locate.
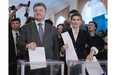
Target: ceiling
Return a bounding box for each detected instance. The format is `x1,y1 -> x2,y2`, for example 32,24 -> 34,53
9,0 -> 70,25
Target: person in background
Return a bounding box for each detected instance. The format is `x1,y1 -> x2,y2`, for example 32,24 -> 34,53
25,16 -> 35,24
103,29 -> 107,59
9,3 -> 22,23
62,20 -> 70,32
88,21 -> 107,75
67,9 -> 80,21
9,3 -> 22,31
45,19 -> 53,26
63,20 -> 70,28
88,21 -> 105,59
17,2 -> 60,75
80,20 -> 87,31
57,24 -> 64,39
24,7 -> 30,21
50,24 -> 64,75
98,30 -> 105,38
9,18 -> 21,75
104,29 -> 108,44
24,6 -> 35,24
57,24 -> 64,60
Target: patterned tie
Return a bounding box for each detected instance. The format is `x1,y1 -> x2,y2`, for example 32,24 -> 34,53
38,23 -> 43,43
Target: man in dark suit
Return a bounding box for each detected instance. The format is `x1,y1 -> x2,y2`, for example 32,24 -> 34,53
17,2 -> 60,75
88,21 -> 105,59
9,18 -> 21,75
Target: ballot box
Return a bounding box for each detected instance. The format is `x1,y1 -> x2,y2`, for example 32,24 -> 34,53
67,60 -> 107,75
18,60 -> 64,75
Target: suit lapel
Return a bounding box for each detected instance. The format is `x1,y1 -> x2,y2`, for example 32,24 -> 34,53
68,29 -> 84,48
68,29 -> 76,46
30,22 -> 51,45
10,31 -> 15,49
30,22 -> 41,43
43,22 -> 51,42
75,30 -> 83,48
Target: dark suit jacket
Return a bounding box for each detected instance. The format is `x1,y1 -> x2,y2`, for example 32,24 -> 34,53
64,29 -> 95,59
17,21 -> 60,60
9,31 -> 17,64
9,30 -> 19,75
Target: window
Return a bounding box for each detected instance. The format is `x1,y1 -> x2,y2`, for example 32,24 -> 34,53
56,16 -> 65,27
82,0 -> 106,24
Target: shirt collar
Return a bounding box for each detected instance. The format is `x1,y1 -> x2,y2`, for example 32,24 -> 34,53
12,30 -> 19,34
35,20 -> 45,32
12,30 -> 19,37
35,20 -> 45,25
72,27 -> 79,33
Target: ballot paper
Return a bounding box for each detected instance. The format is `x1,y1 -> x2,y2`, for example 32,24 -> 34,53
61,32 -> 78,64
28,47 -> 47,70
85,56 -> 104,75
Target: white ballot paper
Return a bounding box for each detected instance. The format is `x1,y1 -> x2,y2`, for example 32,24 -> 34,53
85,56 -> 104,75
61,32 -> 78,64
28,47 -> 47,70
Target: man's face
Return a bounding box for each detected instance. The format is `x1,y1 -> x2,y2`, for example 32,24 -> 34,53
88,23 -> 96,31
11,21 -> 20,30
71,16 -> 82,28
34,6 -> 46,21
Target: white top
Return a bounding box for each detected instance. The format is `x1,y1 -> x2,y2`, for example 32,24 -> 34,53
72,28 -> 79,41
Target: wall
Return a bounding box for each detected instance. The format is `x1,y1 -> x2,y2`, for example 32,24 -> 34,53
54,6 -> 69,26
53,0 -> 78,26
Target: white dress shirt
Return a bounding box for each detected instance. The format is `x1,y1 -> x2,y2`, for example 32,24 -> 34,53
35,20 -> 45,33
12,30 -> 19,55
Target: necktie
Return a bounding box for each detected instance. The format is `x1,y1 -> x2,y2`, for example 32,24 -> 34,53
15,33 -> 18,38
38,23 -> 43,42
15,32 -> 18,55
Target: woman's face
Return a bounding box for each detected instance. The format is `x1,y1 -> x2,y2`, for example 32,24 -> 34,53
71,16 -> 82,28
57,25 -> 63,35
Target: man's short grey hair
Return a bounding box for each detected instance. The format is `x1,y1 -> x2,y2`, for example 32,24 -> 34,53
33,2 -> 47,11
